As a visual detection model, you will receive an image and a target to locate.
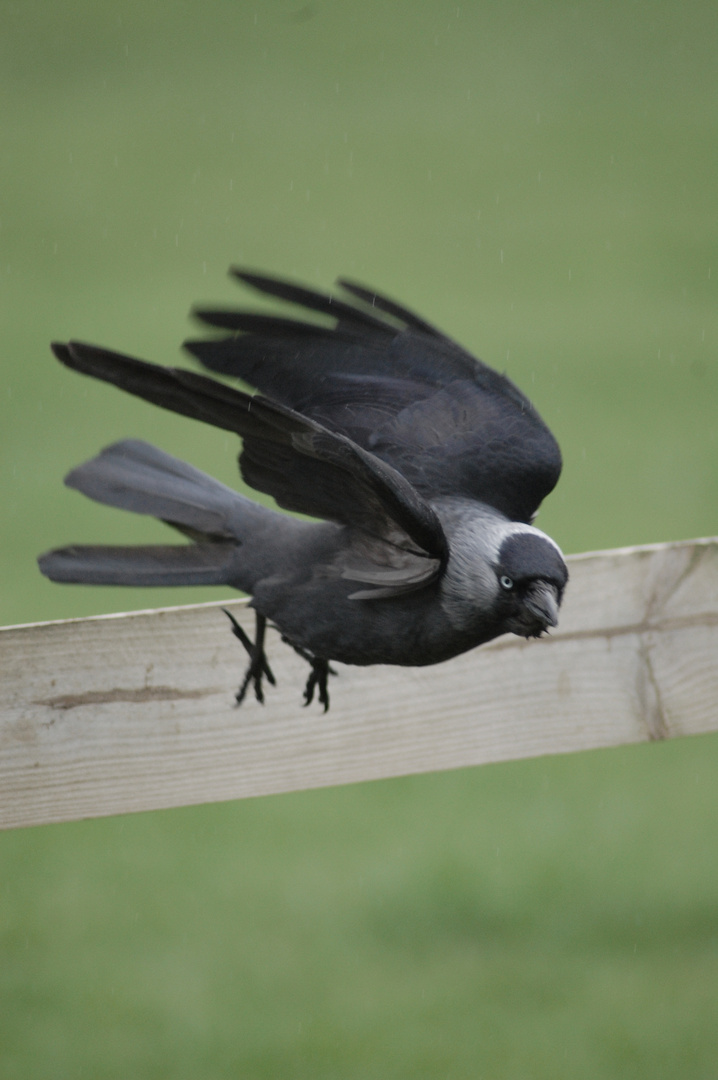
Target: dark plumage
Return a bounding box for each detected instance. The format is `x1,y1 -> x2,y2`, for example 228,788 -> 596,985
39,268 -> 568,709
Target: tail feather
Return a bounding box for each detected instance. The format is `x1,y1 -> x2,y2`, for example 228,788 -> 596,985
38,436 -> 298,591
38,542 -> 237,586
64,439 -> 242,539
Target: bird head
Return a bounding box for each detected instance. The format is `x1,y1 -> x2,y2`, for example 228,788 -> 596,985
493,528 -> 568,638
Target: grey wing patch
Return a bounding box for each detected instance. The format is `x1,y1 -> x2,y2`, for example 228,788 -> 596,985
337,526 -> 442,600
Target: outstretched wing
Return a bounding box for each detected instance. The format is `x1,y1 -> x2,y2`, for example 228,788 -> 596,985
184,269 -> 562,522
50,342 -> 447,597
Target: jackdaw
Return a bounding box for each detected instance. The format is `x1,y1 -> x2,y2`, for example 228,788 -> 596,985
38,268 -> 568,710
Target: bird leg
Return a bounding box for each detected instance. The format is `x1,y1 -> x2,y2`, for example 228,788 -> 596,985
222,608 -> 276,705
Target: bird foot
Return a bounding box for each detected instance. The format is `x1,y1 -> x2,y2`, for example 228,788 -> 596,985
222,608 -> 275,705
302,658 -> 331,712
281,636 -> 334,711
222,610 -> 334,710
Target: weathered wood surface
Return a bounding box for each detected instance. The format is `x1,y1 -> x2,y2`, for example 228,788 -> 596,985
1,538 -> 716,830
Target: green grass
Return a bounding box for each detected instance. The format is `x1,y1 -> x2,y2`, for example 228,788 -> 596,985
1,0 -> 717,1076
3,742 -> 718,1078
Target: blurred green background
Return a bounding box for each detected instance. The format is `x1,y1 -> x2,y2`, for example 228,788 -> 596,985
1,1 -> 717,1076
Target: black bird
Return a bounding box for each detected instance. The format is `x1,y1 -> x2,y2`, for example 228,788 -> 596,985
39,269 -> 568,710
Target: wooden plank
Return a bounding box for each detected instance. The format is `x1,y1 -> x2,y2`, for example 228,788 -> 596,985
1,538 -> 717,830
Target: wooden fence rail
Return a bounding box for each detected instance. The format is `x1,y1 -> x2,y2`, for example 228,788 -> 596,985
1,537 -> 717,830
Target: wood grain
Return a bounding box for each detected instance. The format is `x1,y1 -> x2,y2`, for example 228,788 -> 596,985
2,538 -> 716,830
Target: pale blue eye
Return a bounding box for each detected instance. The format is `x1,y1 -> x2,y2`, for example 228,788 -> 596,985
500,575 -> 514,590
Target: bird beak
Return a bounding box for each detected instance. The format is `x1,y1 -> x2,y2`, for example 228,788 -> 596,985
523,580 -> 560,629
